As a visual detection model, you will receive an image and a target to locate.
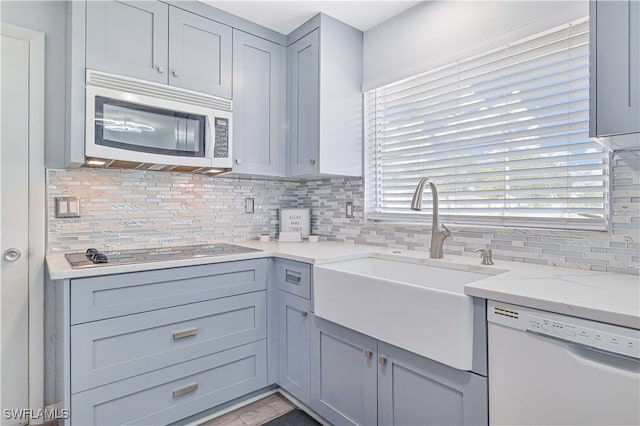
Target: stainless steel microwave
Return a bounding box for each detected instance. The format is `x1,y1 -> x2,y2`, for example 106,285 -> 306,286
85,70 -> 232,171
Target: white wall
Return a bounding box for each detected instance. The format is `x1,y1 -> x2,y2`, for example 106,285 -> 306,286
363,1 -> 588,90
1,1 -> 67,168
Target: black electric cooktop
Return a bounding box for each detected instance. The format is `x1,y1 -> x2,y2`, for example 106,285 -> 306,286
64,243 -> 261,268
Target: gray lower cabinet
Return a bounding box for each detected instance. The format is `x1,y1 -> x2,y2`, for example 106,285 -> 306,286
277,291 -> 311,405
86,0 -> 232,98
310,317 -> 378,426
56,259 -> 269,425
377,342 -> 488,426
275,258 -> 312,404
232,30 -> 286,175
311,317 -> 488,426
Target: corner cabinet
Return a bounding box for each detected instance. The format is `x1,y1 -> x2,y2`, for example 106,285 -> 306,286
590,0 -> 640,139
288,30 -> 320,176
311,317 -> 488,426
232,30 -> 286,176
86,0 -> 232,98
287,15 -> 364,177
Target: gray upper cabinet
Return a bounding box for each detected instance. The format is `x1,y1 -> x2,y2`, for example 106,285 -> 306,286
288,30 -> 320,176
86,0 -> 232,98
287,15 -> 364,178
86,1 -> 169,84
590,0 -> 640,138
169,7 -> 232,98
233,30 -> 286,175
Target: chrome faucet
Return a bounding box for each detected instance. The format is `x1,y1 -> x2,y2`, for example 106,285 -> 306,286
410,177 -> 451,258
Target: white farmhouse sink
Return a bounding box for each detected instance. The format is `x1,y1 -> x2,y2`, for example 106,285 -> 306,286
313,254 -> 505,370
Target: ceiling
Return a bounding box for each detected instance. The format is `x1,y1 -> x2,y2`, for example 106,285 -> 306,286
201,1 -> 422,34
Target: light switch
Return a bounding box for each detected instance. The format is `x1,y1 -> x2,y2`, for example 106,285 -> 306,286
245,198 -> 254,214
55,197 -> 80,218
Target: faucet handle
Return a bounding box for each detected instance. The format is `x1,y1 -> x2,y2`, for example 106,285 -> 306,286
473,248 -> 494,265
441,223 -> 451,236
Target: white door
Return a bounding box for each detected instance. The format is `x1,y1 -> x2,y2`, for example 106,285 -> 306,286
0,23 -> 45,424
1,33 -> 32,425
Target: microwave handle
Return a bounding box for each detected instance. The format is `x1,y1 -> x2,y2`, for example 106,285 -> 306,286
205,115 -> 213,160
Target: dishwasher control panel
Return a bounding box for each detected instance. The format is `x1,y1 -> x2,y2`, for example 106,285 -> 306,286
526,315 -> 639,359
488,301 -> 640,360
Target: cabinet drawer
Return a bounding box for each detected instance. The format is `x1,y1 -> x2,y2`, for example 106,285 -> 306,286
71,340 -> 267,426
275,258 -> 311,299
71,291 -> 266,393
71,259 -> 267,324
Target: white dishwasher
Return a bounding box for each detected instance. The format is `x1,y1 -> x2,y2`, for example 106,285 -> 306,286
487,301 -> 640,426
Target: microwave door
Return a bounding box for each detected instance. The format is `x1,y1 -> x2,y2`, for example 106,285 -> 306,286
85,85 -> 216,169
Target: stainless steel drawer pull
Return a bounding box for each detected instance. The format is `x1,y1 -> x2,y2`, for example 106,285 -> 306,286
364,350 -> 373,359
301,311 -> 308,317
379,356 -> 387,365
173,328 -> 198,340
285,270 -> 302,284
173,382 -> 198,398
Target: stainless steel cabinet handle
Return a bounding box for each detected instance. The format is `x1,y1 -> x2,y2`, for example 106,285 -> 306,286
285,270 -> 302,284
172,70 -> 179,77
173,328 -> 198,340
379,356 -> 387,365
309,159 -> 316,165
3,248 -> 21,262
157,66 -> 165,73
364,350 -> 373,359
235,158 -> 241,164
173,382 -> 198,398
301,311 -> 308,317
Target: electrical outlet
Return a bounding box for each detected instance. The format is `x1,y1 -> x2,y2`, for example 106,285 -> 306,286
346,201 -> 354,218
245,198 -> 255,214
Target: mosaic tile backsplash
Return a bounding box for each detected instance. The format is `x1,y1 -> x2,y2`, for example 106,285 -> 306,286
47,168 -> 299,252
296,151 -> 640,275
48,150 -> 639,275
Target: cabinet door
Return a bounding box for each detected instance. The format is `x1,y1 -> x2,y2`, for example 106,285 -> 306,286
169,7 -> 232,98
310,317 -> 377,426
288,29 -> 320,176
595,0 -> 640,136
377,342 -> 488,426
86,0 -> 168,83
278,291 -> 311,405
233,30 -> 285,175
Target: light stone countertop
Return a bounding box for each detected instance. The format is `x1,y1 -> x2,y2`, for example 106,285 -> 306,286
46,240 -> 640,329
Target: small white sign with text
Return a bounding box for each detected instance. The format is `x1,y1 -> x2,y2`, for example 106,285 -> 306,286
280,208 -> 310,238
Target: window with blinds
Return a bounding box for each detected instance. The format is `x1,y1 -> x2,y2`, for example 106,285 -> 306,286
365,18 -> 608,231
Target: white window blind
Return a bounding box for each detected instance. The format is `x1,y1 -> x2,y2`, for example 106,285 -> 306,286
365,18 -> 608,231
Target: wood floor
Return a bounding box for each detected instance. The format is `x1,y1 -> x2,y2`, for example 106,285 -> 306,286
198,393 -> 296,426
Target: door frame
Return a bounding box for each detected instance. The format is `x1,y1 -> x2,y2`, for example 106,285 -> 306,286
1,22 -> 45,419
